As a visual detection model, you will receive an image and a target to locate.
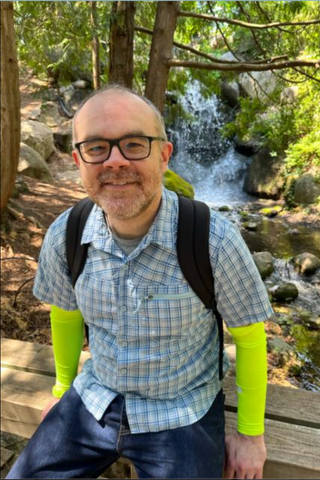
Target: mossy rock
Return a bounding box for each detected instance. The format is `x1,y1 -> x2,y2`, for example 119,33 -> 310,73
259,206 -> 283,217
163,170 -> 194,199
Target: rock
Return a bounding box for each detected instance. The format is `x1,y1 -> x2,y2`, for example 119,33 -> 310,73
221,80 -> 240,108
243,148 -> 285,199
234,137 -> 259,157
280,86 -> 299,104
28,105 -> 41,120
244,222 -> 258,231
293,174 -> 320,205
218,206 -> 231,212
267,337 -> 296,367
291,253 -> 320,275
38,101 -> 63,127
53,123 -> 73,153
259,205 -> 283,217
306,316 -> 320,330
69,89 -> 92,113
72,79 -> 89,89
269,283 -> 299,303
219,52 -> 242,63
253,252 -> 274,279
59,85 -> 75,96
21,120 -> 55,161
163,170 -> 194,199
239,70 -> 277,103
18,143 -> 54,184
11,176 -> 30,198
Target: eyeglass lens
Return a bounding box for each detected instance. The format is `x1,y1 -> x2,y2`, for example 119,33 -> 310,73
80,137 -> 151,163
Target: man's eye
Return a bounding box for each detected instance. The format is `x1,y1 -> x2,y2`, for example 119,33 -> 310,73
125,142 -> 144,149
85,144 -> 107,155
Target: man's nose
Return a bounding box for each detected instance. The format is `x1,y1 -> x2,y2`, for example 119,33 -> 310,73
103,145 -> 131,169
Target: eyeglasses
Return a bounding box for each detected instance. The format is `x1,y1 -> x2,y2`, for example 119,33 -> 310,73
74,135 -> 165,164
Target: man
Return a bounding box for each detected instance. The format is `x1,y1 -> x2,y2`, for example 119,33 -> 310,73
7,85 -> 273,479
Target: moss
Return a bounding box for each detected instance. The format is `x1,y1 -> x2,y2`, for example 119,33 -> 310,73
259,206 -> 283,217
163,170 -> 194,199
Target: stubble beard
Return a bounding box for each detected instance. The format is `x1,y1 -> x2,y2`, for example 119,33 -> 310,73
83,166 -> 163,220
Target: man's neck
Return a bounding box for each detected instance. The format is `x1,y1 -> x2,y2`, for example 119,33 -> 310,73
106,194 -> 162,240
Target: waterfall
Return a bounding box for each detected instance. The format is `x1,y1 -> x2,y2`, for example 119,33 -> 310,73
167,81 -> 254,205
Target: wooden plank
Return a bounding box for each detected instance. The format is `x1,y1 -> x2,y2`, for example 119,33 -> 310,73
2,338 -> 320,428
223,374 -> 320,429
226,412 -> 320,479
1,367 -> 54,438
1,338 -> 90,376
2,367 -> 320,479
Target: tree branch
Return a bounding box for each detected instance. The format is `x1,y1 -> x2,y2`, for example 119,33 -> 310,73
135,25 -> 288,65
167,59 -> 320,72
178,10 -> 320,30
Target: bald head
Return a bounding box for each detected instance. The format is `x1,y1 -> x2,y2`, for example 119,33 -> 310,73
72,85 -> 167,147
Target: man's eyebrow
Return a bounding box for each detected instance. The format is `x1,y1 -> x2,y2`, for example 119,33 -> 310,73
80,131 -> 148,142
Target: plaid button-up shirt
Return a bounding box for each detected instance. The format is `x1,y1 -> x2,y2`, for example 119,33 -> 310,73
33,188 -> 273,433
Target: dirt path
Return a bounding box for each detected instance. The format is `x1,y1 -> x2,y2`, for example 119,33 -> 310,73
1,151 -> 87,344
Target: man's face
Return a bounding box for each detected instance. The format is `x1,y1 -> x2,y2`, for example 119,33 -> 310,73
72,92 -> 172,221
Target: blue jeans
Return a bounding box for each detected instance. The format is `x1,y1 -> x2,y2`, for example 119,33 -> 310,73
7,386 -> 225,479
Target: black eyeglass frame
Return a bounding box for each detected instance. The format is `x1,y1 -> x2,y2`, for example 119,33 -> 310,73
74,135 -> 165,164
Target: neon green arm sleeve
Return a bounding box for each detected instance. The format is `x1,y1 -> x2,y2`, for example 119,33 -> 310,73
50,305 -> 84,399
227,322 -> 267,436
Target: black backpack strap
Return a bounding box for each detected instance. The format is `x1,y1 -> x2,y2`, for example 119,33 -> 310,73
177,196 -> 224,381
66,197 -> 95,288
66,197 -> 94,343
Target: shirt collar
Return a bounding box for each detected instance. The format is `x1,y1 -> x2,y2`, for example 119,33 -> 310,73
81,187 -> 178,253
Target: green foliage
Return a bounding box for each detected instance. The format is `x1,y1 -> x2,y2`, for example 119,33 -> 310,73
14,1 -> 112,83
285,130 -> 320,173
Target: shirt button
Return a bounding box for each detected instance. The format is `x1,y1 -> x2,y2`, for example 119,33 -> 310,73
120,306 -> 127,312
121,341 -> 128,348
120,368 -> 127,374
123,264 -> 129,271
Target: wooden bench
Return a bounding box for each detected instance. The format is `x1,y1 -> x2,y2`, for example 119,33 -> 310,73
1,338 -> 320,479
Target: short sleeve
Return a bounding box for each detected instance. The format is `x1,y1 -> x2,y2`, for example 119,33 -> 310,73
210,215 -> 273,328
33,209 -> 78,310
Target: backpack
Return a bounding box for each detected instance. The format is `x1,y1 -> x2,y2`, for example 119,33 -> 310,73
66,196 -> 224,380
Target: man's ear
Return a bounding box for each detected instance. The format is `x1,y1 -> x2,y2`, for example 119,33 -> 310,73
161,142 -> 173,173
72,150 -> 81,169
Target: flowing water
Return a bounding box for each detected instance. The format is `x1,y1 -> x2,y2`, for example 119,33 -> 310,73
167,82 -> 320,389
168,82 -> 254,205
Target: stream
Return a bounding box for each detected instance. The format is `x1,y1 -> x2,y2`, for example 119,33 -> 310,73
167,81 -> 320,391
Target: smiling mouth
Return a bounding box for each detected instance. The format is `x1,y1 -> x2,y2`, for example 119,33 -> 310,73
103,181 -> 137,188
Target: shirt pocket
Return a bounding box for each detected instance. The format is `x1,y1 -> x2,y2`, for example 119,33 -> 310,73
135,284 -> 203,338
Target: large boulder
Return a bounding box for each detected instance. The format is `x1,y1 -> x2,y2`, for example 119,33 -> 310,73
243,148 -> 285,199
291,253 -> 320,275
163,170 -> 194,199
252,252 -> 274,279
293,174 -> 320,205
221,80 -> 240,108
38,101 -> 63,127
53,123 -> 73,153
18,143 -> 54,184
269,283 -> 299,303
239,70 -> 277,103
21,120 -> 55,161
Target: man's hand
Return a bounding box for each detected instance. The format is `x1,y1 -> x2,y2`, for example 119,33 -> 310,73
41,397 -> 60,421
224,432 -> 267,479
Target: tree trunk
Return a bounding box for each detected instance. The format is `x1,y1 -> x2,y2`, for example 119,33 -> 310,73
145,1 -> 179,113
109,1 -> 135,88
1,1 -> 20,211
90,1 -> 100,90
